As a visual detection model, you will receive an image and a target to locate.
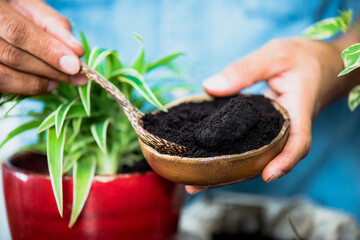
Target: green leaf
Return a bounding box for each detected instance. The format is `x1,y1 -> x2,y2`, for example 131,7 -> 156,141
0,120 -> 41,148
92,49 -> 115,69
72,118 -> 82,136
302,10 -> 353,40
338,65 -> 360,76
103,51 -> 123,78
67,118 -> 83,143
78,82 -> 92,116
36,111 -> 56,134
338,43 -> 360,76
36,106 -> 88,134
0,94 -> 18,108
47,124 -> 68,217
69,156 -> 95,227
348,85 -> 360,111
80,31 -> 91,63
337,10 -> 353,32
111,68 -> 167,112
303,18 -> 342,39
88,47 -> 101,66
91,118 -> 111,153
70,137 -> 95,153
0,95 -> 26,109
29,95 -> 63,105
107,51 -> 123,70
21,142 -> 46,152
63,150 -> 83,173
67,105 -> 88,118
146,52 -> 184,72
55,100 -> 76,137
131,33 -> 146,74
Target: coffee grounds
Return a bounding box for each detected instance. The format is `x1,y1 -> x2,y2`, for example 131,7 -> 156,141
142,95 -> 284,158
194,97 -> 260,150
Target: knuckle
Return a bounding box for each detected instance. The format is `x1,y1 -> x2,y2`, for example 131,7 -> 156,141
0,65 -> 10,80
42,15 -> 71,32
39,38 -> 58,60
28,78 -> 46,95
0,66 -> 11,92
267,38 -> 283,50
2,18 -> 28,46
1,44 -> 23,68
267,38 -> 293,68
58,16 -> 72,30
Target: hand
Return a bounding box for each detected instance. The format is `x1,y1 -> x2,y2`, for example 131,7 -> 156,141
186,37 -> 346,194
0,0 -> 86,95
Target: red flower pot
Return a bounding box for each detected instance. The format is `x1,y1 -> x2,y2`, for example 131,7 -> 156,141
2,152 -> 183,240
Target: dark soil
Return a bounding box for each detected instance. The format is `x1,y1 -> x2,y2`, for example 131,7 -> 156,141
142,95 -> 284,158
120,158 -> 152,173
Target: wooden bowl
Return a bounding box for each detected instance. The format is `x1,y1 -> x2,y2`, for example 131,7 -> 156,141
139,94 -> 291,186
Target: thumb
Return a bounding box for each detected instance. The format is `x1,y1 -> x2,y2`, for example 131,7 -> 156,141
203,39 -> 290,97
9,0 -> 84,57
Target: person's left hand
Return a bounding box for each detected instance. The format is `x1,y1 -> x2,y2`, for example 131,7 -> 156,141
185,37 -> 346,194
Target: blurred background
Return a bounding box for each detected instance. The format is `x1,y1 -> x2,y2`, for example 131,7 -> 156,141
2,0 -> 360,239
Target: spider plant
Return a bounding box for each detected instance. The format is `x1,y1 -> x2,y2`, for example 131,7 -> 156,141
303,9 -> 360,111
0,32 -> 192,227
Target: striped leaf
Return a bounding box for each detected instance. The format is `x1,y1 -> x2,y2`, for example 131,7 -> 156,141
338,43 -> 360,76
37,106 -> 87,134
69,156 -> 96,227
348,85 -> 360,111
63,150 -> 83,174
36,111 -> 56,134
146,52 -> 184,72
111,68 -> 167,112
90,118 -> 111,153
303,10 -> 352,40
131,33 -> 146,74
92,49 -> 115,69
0,120 -> 41,148
80,31 -> 91,63
72,118 -> 82,136
55,100 -> 76,137
47,123 -> 68,217
78,82 -> 92,116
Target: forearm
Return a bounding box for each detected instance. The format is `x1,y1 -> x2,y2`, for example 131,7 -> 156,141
318,18 -> 360,112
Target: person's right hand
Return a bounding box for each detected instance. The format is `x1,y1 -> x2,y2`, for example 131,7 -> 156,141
186,37 -> 353,194
0,0 -> 86,95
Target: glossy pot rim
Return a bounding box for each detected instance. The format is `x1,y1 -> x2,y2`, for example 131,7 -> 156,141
2,151 -> 154,181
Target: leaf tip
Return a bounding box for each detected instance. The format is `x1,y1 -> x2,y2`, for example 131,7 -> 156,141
133,32 -> 143,43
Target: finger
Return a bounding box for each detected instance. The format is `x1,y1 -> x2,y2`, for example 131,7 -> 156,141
0,1 -> 81,75
262,99 -> 312,182
262,88 -> 279,100
203,39 -> 292,97
9,0 -> 84,56
0,38 -> 70,83
0,63 -> 58,95
185,186 -> 209,195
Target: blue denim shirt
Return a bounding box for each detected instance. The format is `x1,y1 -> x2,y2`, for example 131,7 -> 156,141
48,0 -> 360,220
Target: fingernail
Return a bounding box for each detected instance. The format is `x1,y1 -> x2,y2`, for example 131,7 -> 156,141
203,74 -> 230,91
59,55 -> 80,74
47,80 -> 59,92
266,170 -> 285,183
70,74 -> 88,86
